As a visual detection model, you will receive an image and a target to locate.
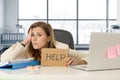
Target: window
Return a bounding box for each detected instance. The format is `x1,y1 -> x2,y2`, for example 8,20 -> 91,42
19,0 -> 47,19
49,0 -> 76,19
18,0 -> 117,49
78,0 -> 106,19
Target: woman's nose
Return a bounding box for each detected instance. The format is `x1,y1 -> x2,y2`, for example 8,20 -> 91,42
33,36 -> 37,40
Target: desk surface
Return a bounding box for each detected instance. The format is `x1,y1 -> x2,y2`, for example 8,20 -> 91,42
0,66 -> 120,80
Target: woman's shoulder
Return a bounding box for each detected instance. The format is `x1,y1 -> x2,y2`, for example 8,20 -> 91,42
54,41 -> 69,49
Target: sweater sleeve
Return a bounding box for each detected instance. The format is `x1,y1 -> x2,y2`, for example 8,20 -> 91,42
69,49 -> 88,62
55,41 -> 88,62
1,42 -> 27,62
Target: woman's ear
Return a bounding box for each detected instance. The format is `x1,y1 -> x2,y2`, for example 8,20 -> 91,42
47,36 -> 51,42
48,40 -> 50,42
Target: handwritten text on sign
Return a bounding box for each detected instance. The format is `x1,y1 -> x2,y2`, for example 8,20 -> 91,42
41,48 -> 68,66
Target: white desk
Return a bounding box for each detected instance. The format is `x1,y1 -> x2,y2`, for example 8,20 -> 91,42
0,66 -> 120,80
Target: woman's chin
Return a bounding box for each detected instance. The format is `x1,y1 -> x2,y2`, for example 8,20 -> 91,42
33,47 -> 39,49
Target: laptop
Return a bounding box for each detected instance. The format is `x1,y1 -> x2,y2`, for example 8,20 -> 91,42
70,32 -> 120,71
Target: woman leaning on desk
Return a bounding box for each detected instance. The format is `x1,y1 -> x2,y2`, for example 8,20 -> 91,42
1,21 -> 87,66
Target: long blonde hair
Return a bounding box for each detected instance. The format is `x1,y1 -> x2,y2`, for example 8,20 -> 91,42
27,22 -> 56,61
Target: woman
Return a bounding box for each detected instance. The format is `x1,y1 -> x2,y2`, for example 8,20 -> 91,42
1,22 -> 87,66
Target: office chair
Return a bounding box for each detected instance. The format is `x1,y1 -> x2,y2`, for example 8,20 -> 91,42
54,29 -> 74,49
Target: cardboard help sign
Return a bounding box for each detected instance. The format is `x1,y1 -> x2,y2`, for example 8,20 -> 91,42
41,48 -> 68,66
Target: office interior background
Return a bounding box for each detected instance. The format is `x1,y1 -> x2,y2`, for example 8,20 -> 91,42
0,0 -> 119,50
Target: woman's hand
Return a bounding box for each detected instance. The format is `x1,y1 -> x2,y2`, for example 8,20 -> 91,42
66,57 -> 87,66
66,57 -> 78,66
21,29 -> 32,46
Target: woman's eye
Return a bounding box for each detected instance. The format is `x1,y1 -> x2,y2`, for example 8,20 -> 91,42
31,33 -> 41,36
37,33 -> 42,36
31,34 -> 34,36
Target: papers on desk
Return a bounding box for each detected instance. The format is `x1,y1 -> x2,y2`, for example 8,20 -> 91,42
0,58 -> 40,70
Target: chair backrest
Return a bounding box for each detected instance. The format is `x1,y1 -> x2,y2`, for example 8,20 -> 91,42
53,29 -> 74,49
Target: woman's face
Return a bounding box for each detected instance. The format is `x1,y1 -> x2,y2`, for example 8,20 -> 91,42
31,27 -> 50,50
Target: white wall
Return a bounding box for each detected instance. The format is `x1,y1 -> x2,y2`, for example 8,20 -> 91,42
4,0 -> 18,27
0,0 -> 4,28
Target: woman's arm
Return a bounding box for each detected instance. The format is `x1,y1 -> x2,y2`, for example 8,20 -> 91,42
1,29 -> 32,62
1,42 -> 27,62
66,49 -> 88,66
